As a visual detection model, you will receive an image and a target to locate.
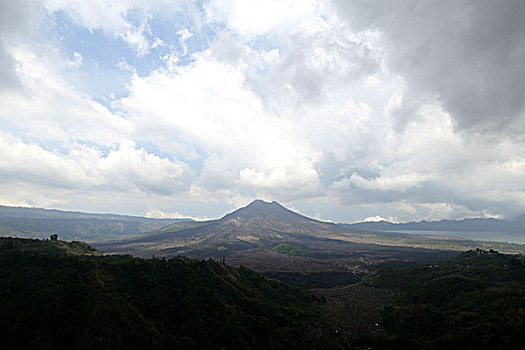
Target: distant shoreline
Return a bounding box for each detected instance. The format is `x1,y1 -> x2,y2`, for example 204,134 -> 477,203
385,230 -> 525,245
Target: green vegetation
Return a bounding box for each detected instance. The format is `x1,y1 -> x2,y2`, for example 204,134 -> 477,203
272,242 -> 310,256
3,237 -> 525,349
0,237 -> 100,256
359,249 -> 525,349
0,217 -> 179,241
0,238 -> 338,349
0,206 -> 187,241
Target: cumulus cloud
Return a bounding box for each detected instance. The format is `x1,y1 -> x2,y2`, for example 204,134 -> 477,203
0,133 -> 194,195
115,50 -> 324,200
2,44 -> 131,148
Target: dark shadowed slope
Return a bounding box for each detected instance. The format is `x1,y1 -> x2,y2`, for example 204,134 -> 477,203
358,249 -> 525,348
0,237 -> 100,256
0,237 -> 335,350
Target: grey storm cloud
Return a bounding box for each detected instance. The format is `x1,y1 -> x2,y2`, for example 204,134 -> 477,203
333,0 -> 525,133
0,0 -> 38,90
0,42 -> 19,90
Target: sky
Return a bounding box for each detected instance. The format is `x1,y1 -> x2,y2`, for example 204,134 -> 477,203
1,0 -> 525,223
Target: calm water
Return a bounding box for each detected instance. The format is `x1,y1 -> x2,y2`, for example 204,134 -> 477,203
386,230 -> 525,245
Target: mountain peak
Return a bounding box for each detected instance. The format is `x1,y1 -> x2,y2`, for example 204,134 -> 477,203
246,199 -> 280,207
221,199 -> 303,222
107,199 -> 338,253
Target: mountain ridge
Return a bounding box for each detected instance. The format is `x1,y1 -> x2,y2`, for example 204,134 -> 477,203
0,205 -> 189,222
0,205 -> 191,241
134,199 -> 339,246
96,199 -> 525,257
343,215 -> 524,233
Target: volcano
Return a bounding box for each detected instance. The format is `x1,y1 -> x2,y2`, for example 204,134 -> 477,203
99,200 -> 342,256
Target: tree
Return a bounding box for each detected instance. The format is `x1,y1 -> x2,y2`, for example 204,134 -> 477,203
50,234 -> 58,241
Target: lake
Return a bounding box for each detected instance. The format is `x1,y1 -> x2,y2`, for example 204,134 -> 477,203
386,230 -> 525,245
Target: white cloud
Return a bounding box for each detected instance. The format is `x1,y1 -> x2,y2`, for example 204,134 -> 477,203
42,0 -> 207,56
176,29 -> 193,55
0,133 -> 194,195
206,0 -> 324,37
344,173 -> 429,192
144,208 -> 210,221
44,0 -> 147,54
363,215 -> 388,223
67,51 -> 83,68
2,44 -> 131,148
114,51 -> 325,199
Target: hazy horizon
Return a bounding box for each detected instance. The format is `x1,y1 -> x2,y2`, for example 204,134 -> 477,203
2,198 -> 523,225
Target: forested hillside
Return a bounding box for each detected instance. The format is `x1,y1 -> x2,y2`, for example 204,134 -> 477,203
361,249 -> 525,348
0,238 -> 335,349
2,237 -> 524,349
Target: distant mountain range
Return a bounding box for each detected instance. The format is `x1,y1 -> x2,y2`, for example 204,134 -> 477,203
2,202 -> 524,254
344,214 -> 525,233
0,205 -> 190,241
99,199 -> 344,256
0,205 -> 188,221
97,200 -> 525,258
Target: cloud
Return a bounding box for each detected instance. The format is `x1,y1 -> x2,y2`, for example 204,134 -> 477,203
207,0 -> 382,109
176,29 -> 193,55
2,43 -> 131,148
333,0 -> 525,133
44,0 -> 151,55
67,52 -> 83,68
43,0 -> 204,56
363,215 -> 389,223
0,133 -> 194,195
0,42 -> 20,90
0,0 -> 40,90
114,50 -> 325,200
144,208 -> 211,221
1,0 -> 525,224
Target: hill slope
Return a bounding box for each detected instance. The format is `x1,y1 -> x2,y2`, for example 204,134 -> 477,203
0,205 -> 182,221
0,237 -> 100,256
0,205 -> 189,241
98,200 -> 344,255
361,249 -> 525,348
98,200 -> 525,258
0,237 -> 335,349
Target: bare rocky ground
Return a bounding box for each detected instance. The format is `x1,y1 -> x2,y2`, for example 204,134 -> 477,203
153,237 -> 459,289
